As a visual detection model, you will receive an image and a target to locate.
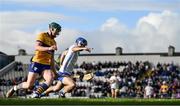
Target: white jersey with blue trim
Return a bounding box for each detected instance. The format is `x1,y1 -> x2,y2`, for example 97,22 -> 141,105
59,44 -> 79,74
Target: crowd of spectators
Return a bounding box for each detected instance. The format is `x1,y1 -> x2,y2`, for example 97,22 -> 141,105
0,62 -> 25,86
0,76 -> 25,86
14,62 -> 23,71
0,61 -> 180,99
142,62 -> 180,98
72,61 -> 180,99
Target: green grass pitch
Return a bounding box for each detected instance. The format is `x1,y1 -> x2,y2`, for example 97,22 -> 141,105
0,98 -> 180,105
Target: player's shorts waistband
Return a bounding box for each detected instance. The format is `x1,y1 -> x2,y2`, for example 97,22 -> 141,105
58,71 -> 72,77
57,71 -> 73,82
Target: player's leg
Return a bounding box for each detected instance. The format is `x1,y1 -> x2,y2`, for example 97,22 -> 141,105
115,89 -> 119,98
111,89 -> 115,98
33,69 -> 53,97
41,81 -> 63,97
63,77 -> 76,93
6,72 -> 38,98
60,77 -> 76,97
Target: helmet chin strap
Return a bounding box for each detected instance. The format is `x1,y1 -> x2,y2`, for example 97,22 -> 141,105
48,31 -> 54,38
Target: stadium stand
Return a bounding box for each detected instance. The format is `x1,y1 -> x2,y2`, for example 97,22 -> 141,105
1,60 -> 180,99
0,52 -> 14,70
0,47 -> 180,99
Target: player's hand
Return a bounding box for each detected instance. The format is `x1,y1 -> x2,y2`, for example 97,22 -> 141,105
49,45 -> 57,51
85,48 -> 93,53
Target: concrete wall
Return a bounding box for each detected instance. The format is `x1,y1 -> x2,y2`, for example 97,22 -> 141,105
77,55 -> 180,65
15,54 -> 180,65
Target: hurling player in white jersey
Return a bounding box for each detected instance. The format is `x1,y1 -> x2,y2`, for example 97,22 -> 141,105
41,37 -> 92,97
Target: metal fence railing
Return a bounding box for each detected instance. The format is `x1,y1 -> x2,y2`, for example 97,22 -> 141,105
0,62 -> 28,98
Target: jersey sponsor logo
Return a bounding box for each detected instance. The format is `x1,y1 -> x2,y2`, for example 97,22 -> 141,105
33,67 -> 38,71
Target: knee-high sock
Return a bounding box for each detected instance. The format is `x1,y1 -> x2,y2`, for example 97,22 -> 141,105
35,83 -> 49,95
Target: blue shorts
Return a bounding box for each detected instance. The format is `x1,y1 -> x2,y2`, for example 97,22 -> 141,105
29,62 -> 51,74
57,72 -> 72,82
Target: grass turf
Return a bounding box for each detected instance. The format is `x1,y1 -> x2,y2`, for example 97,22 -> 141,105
0,98 -> 180,105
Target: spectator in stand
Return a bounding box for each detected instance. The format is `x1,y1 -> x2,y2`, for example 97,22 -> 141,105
119,84 -> 128,98
174,81 -> 180,99
95,70 -> 104,76
171,79 -> 178,98
109,72 -> 120,98
159,81 -> 169,98
18,62 -> 23,71
144,82 -> 154,98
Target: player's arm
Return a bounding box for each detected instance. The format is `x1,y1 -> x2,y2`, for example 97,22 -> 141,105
35,34 -> 57,51
159,86 -> 163,93
50,53 -> 58,79
144,87 -> 146,96
59,50 -> 68,66
35,41 -> 57,51
72,46 -> 92,53
110,80 -> 115,84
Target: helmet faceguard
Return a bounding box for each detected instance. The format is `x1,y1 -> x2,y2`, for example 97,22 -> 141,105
76,37 -> 88,47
